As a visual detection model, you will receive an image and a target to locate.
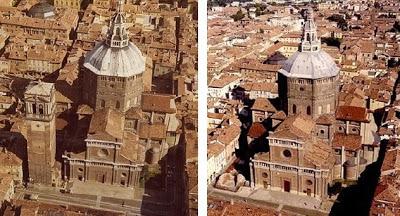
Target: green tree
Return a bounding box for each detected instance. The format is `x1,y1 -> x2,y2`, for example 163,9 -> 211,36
231,8 -> 245,21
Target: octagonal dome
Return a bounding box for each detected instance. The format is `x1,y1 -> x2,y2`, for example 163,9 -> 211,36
83,41 -> 146,77
279,50 -> 339,80
28,2 -> 55,19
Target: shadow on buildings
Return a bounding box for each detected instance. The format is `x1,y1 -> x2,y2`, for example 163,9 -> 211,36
0,131 -> 29,182
329,140 -> 388,216
234,105 -> 271,180
140,137 -> 187,215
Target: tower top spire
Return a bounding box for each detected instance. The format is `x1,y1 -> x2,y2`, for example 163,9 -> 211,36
105,0 -> 129,48
117,0 -> 124,13
306,7 -> 314,21
300,7 -> 320,52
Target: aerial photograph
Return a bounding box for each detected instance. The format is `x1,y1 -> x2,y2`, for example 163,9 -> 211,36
207,0 -> 400,215
0,0 -> 198,215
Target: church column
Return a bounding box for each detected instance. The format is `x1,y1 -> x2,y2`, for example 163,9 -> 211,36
249,161 -> 255,189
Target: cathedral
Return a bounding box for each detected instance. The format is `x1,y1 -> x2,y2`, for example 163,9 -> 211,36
61,1 -> 179,188
250,8 -> 339,199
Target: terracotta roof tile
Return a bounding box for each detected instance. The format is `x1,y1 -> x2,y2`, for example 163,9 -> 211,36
251,98 -> 277,113
248,122 -> 267,139
332,133 -> 362,151
336,105 -> 369,122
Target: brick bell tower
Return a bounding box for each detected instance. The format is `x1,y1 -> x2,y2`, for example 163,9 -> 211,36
24,81 -> 56,185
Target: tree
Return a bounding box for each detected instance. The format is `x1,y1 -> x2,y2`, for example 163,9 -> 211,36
231,8 -> 245,21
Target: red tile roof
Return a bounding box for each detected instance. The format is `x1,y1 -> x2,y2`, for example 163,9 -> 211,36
336,105 -> 369,122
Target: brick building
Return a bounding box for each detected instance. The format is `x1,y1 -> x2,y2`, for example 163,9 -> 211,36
23,81 -> 57,185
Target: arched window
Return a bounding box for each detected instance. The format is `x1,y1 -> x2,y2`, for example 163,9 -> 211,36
292,104 -> 297,114
307,106 -> 311,115
101,100 -> 105,108
38,104 -> 44,115
307,33 -> 310,41
32,104 -> 37,114
116,101 -> 120,109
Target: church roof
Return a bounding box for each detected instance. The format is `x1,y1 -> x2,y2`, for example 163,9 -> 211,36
84,42 -> 145,77
27,2 -> 55,19
280,50 -> 339,79
279,8 -> 339,80
25,81 -> 54,97
83,1 -> 145,77
141,93 -> 176,113
87,108 -> 124,142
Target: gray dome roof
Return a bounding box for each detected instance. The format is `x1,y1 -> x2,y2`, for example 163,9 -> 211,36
83,42 -> 145,77
28,2 -> 55,19
279,50 -> 339,80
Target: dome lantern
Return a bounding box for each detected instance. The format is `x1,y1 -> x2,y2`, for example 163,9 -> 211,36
300,7 -> 320,53
105,0 -> 129,48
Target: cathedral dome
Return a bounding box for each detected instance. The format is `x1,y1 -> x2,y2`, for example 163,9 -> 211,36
83,0 -> 145,78
279,7 -> 339,80
280,50 -> 339,79
28,2 -> 55,19
83,42 -> 146,77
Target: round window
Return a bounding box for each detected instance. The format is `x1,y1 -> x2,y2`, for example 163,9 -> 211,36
283,149 -> 292,158
97,149 -> 109,157
121,173 -> 127,178
306,180 -> 313,185
78,168 -> 83,172
262,172 -> 268,178
320,130 -> 325,134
